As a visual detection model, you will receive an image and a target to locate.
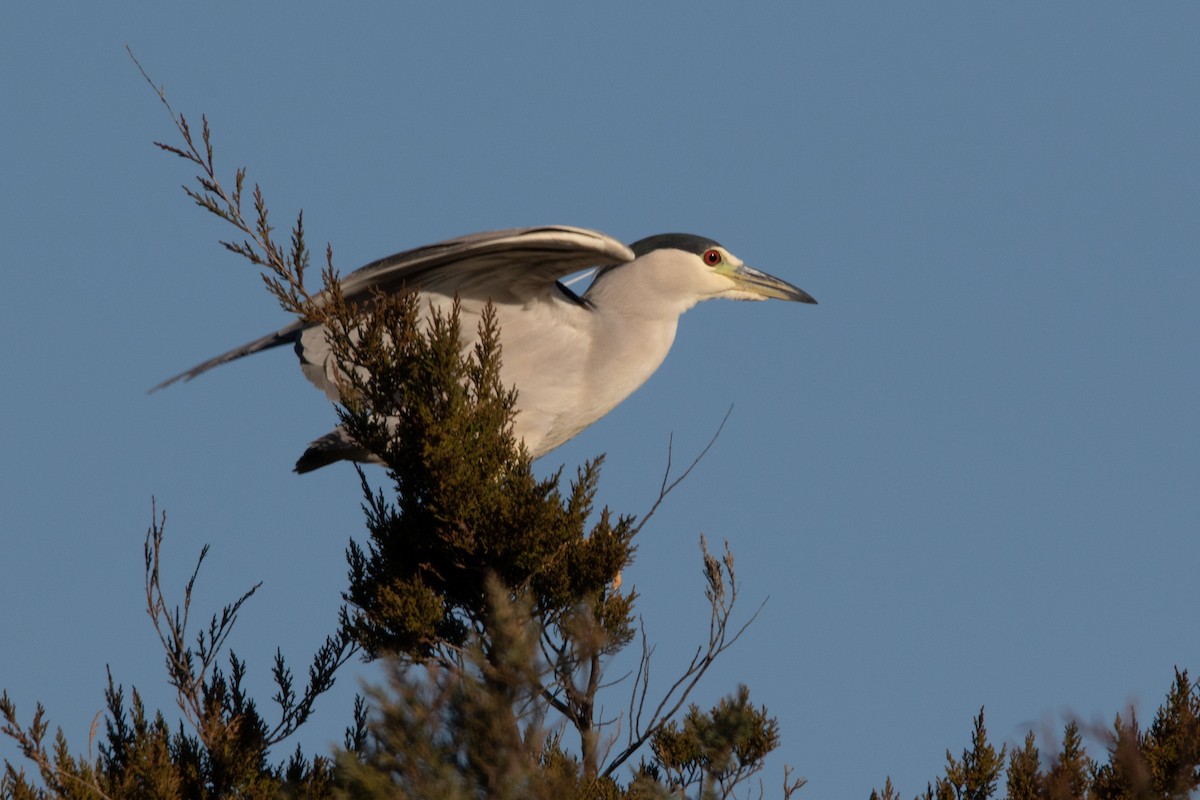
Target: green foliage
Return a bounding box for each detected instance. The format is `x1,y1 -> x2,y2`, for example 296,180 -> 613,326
870,776 -> 902,800
335,583 -> 794,800
330,292 -> 634,662
1142,668 -> 1200,797
2,675 -> 338,800
1005,732 -> 1042,800
871,670 -> 1200,800
649,685 -> 781,799
1044,720 -> 1093,800
1,512 -> 354,800
336,581 -> 593,800
938,708 -> 1006,800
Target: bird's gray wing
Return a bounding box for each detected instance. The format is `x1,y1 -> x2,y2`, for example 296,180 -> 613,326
151,226 -> 633,392
333,225 -> 634,305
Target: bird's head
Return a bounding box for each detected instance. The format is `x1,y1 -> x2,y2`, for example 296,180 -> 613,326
623,233 -> 817,308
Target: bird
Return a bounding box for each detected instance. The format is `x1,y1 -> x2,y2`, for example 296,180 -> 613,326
153,225 -> 816,472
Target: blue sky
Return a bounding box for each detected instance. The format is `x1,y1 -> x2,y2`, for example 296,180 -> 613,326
2,3 -> 1198,797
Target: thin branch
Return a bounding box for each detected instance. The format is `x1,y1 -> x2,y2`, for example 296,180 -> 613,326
141,499 -> 353,754
144,502 -> 262,736
603,536 -> 762,778
128,46 -> 328,321
632,405 -> 733,539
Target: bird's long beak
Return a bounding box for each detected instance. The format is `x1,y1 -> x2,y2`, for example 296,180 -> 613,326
730,264 -> 818,304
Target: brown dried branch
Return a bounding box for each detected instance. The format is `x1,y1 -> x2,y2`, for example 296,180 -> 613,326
128,46 -> 328,323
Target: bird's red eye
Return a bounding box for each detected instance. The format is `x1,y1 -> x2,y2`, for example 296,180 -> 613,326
703,249 -> 722,266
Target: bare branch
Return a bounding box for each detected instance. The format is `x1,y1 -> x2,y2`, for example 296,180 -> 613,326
603,535 -> 762,778
632,405 -> 733,539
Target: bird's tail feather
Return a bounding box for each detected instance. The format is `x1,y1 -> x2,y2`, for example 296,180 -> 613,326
294,426 -> 383,474
149,322 -> 304,393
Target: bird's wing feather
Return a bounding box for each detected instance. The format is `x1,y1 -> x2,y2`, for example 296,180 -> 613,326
151,226 -> 632,392
334,226 -> 634,305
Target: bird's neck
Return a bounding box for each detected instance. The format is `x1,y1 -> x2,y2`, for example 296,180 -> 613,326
584,258 -> 704,323
572,253 -> 704,416
581,312 -> 680,421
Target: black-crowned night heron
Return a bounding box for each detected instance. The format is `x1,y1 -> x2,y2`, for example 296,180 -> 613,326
154,226 -> 816,472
